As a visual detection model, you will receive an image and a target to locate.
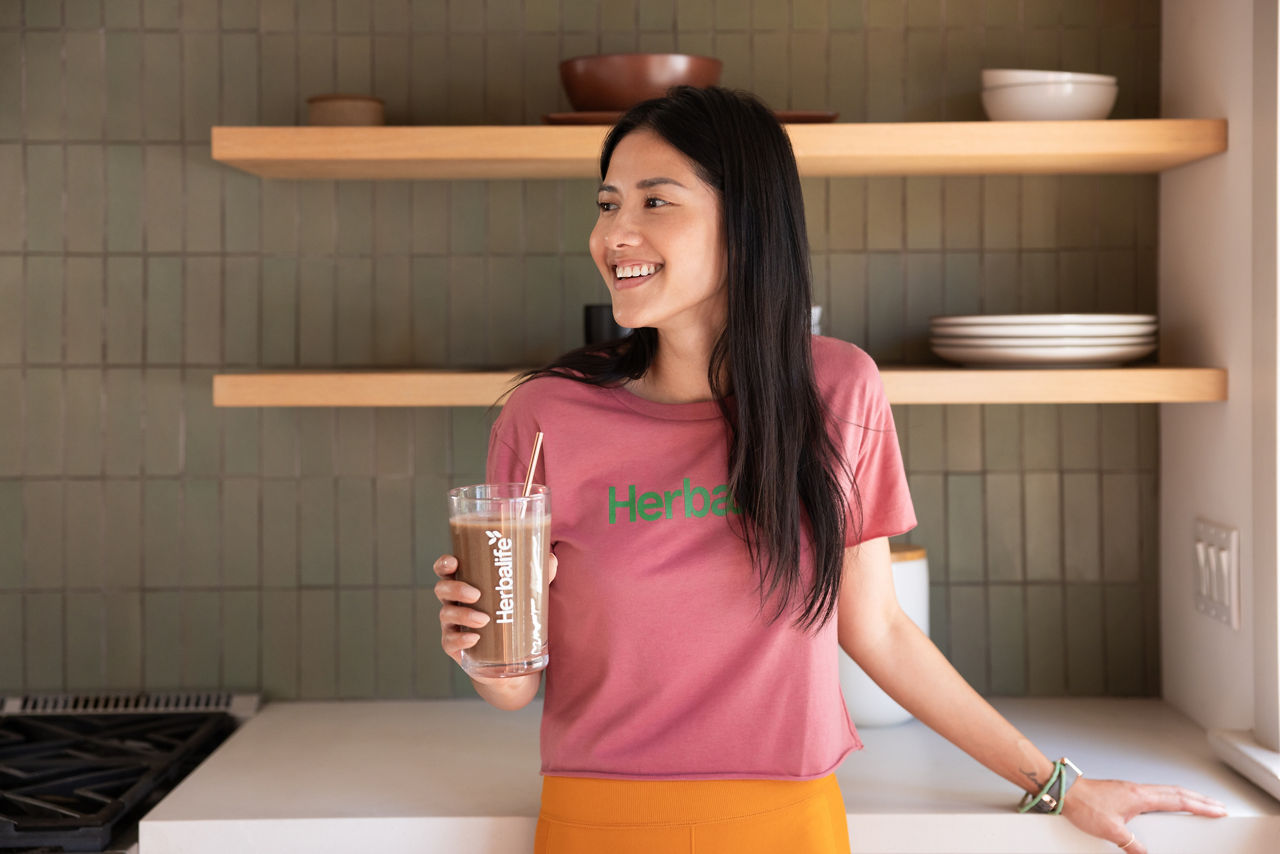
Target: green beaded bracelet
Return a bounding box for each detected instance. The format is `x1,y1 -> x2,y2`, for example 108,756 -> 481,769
1017,757 -> 1082,815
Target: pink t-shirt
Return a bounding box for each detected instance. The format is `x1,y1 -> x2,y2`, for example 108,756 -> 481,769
486,335 -> 917,780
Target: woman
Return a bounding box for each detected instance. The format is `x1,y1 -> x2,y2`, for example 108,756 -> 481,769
434,86 -> 1226,854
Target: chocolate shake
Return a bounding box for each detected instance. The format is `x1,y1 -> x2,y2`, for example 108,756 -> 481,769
448,484 -> 551,678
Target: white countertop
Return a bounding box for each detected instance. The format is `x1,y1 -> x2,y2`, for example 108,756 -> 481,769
139,697 -> 1279,854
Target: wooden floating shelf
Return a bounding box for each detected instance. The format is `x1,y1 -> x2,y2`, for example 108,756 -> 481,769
211,119 -> 1227,180
212,366 -> 1226,408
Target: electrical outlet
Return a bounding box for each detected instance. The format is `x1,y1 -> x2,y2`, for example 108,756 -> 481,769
1193,518 -> 1240,629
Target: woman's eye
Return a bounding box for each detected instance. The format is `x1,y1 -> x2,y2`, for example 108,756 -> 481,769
644,197 -> 669,208
597,200 -> 617,212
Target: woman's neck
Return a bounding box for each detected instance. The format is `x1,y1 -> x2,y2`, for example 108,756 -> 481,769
627,326 -> 726,404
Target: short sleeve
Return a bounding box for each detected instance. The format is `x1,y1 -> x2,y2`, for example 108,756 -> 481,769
832,358 -> 917,548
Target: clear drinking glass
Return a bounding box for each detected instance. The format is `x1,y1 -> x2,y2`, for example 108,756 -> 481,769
447,484 -> 552,678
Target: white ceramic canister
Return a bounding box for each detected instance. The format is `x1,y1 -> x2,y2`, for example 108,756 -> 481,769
839,542 -> 929,727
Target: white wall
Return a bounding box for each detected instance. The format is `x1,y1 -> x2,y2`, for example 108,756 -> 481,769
1160,0 -> 1260,731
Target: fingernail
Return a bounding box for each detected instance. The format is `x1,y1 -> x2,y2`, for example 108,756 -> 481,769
464,586 -> 481,601
474,612 -> 490,626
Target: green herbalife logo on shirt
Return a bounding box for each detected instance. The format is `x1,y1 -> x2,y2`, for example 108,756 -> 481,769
608,478 -> 742,524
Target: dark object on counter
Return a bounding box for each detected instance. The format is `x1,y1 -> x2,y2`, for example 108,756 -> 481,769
0,711 -> 235,852
585,304 -> 631,345
559,54 -> 722,111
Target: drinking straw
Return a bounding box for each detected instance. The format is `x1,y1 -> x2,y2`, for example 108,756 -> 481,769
522,432 -> 544,497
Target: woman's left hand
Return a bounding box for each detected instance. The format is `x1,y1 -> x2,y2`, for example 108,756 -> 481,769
1061,777 -> 1228,853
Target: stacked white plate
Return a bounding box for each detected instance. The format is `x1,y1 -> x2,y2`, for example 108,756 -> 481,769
929,314 -> 1157,367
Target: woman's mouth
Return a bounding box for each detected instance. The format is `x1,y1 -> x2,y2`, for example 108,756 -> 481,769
613,263 -> 662,290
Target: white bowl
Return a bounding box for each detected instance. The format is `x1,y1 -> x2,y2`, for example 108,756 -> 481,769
982,81 -> 1118,121
982,68 -> 1117,87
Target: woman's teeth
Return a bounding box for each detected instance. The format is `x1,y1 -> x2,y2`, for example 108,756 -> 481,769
616,263 -> 660,279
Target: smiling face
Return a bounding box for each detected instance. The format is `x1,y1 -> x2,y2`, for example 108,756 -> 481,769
589,130 -> 728,336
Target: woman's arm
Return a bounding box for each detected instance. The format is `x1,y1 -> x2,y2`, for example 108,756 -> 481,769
837,537 -> 1226,853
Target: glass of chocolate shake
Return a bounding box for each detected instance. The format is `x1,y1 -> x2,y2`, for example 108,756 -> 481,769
447,483 -> 552,678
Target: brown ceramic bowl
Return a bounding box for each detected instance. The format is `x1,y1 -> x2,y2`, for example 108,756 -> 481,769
559,54 -> 723,112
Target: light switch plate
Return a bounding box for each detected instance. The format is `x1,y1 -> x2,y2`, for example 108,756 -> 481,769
1193,517 -> 1240,629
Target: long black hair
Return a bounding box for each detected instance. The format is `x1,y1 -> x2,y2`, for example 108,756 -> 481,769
508,86 -> 861,634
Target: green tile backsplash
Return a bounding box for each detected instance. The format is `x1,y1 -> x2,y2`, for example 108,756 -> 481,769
0,0 -> 1160,701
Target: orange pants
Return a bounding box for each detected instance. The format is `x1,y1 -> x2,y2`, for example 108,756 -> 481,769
534,772 -> 852,854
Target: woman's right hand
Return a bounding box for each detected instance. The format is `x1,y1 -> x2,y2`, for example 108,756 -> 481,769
433,554 -> 491,667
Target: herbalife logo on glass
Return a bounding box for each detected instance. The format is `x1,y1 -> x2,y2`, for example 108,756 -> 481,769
487,529 -> 515,624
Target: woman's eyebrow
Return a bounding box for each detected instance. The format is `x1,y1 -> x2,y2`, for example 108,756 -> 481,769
597,177 -> 689,193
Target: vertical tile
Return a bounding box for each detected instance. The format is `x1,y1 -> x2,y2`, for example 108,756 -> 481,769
104,369 -> 143,475
262,480 -> 298,588
261,257 -> 298,366
522,255 -> 563,364
0,370 -> 18,476
25,592 -> 64,692
64,480 -> 104,587
376,477 -> 412,586
182,32 -> 219,142
107,146 -> 143,251
335,258 -> 374,365
67,148 -> 106,252
223,256 -> 259,367
144,590 -> 182,689
1026,584 -> 1066,695
948,585 -> 987,694
24,34 -> 64,140
182,591 -> 220,687
261,409 -> 298,477
185,257 -> 222,364
335,410 -> 374,475
24,481 -> 62,589
828,178 -> 866,252
487,256 -> 526,366
904,253 -> 943,362
449,256 -> 488,365
104,591 -> 143,689
410,33 -> 448,121
26,257 -> 63,364
445,34 -> 483,123
183,479 -> 220,587
981,176 -> 1019,250
1060,405 -> 1100,469
944,405 -> 982,471
0,147 -> 21,250
298,410 -> 334,474
144,33 -> 181,139
143,368 -> 182,475
371,253 -> 409,361
338,589 -> 375,697
0,594 -> 20,690
987,584 -> 1026,695
184,146 -> 222,252
143,480 -> 181,587
905,177 -> 943,250
1065,583 -> 1105,695
1100,404 -> 1139,470
375,410 -> 411,476
1101,473 -> 1140,582
376,588 -> 413,697
66,259 -> 103,364
905,405 -> 944,472
224,169 -> 261,254
221,33 -> 259,128
298,258 -> 335,366
0,35 -> 19,140
64,368 -> 103,473
946,474 -> 983,582
66,593 -> 106,690
942,178 -> 981,251
144,155 -> 182,253
414,588 -> 453,697
943,251 -> 981,315
984,473 -> 1022,582
866,178 -> 903,250
866,253 -> 903,361
105,32 -> 143,140
221,479 -> 258,587
1020,251 -> 1057,313
25,145 -> 64,252
1062,471 -> 1100,582
0,260 -> 18,364
1020,176 -> 1058,249
1023,472 -> 1061,582
1022,404 -> 1059,469
410,256 -> 447,365
104,480 -> 141,588
146,256 -> 183,364
261,33 -> 298,125
106,257 -> 143,363
222,590 -> 260,691
297,182 -> 337,256
411,409 -> 449,473
450,409 -> 489,475
1104,582 -> 1144,695
905,29 -> 944,121
24,368 -> 62,475
336,183 -> 374,256
906,474 -> 945,580
375,184 -> 413,255
0,482 -> 21,589
299,588 -> 337,698
337,477 -> 374,586
413,474 -> 452,586
299,477 -> 336,586
262,590 -> 299,699
982,405 -> 1020,471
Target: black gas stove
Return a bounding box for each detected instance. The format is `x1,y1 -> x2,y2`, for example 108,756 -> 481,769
0,693 -> 254,853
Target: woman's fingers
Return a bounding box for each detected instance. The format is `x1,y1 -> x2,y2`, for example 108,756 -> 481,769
433,554 -> 457,577
1134,784 -> 1228,817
